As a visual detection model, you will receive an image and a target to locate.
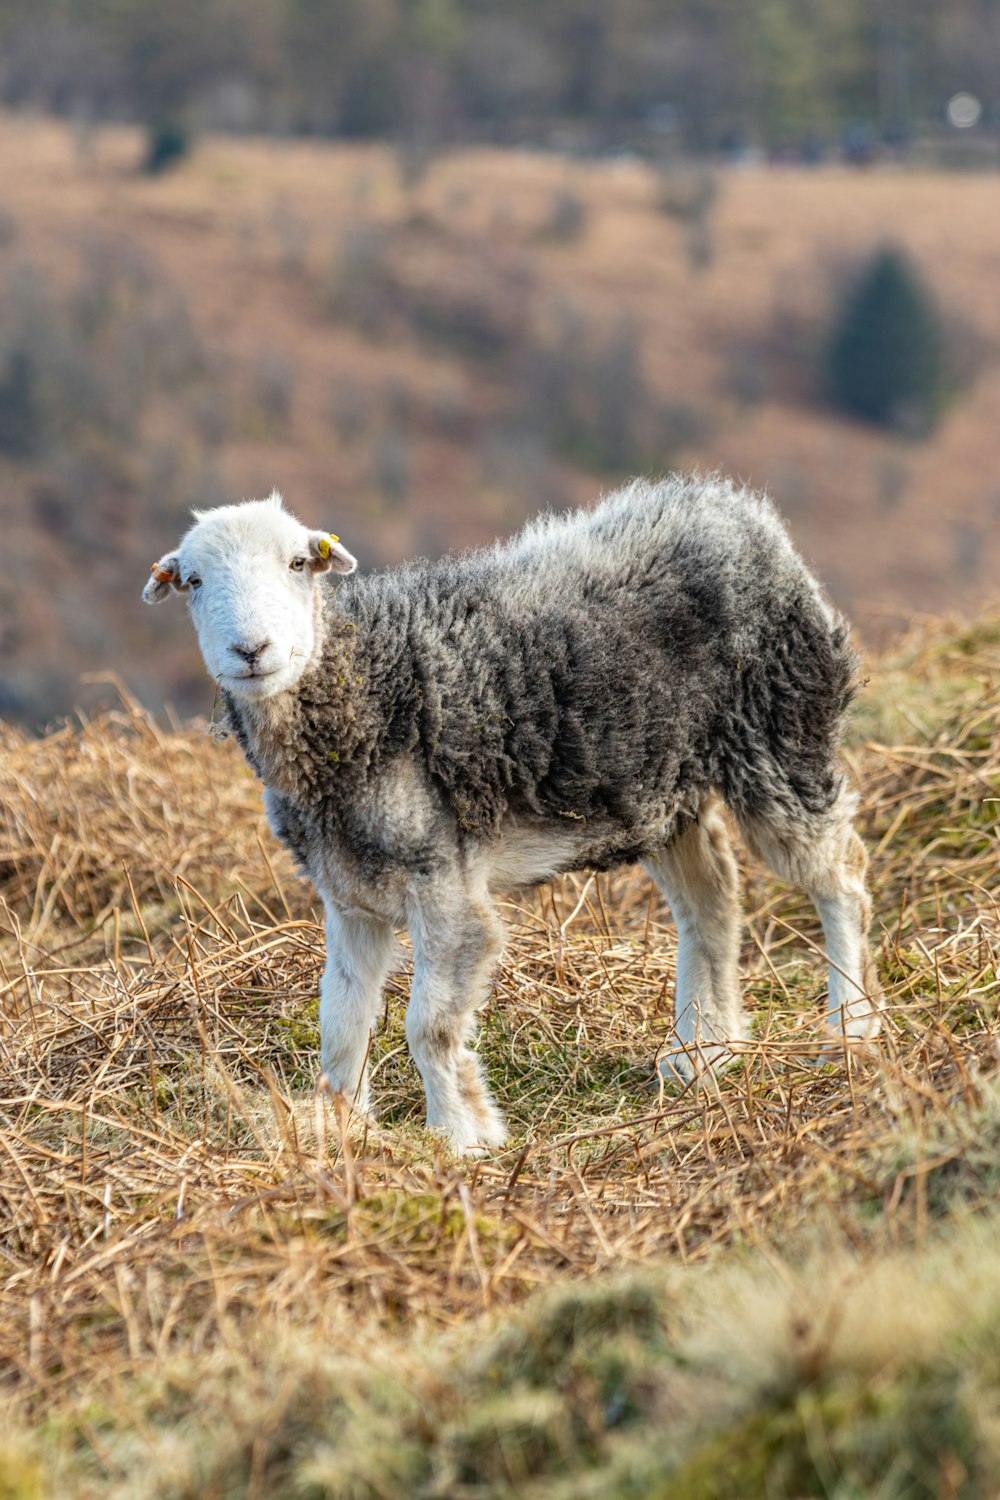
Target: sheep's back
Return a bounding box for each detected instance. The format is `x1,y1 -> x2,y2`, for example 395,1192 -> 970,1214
336,474 -> 855,854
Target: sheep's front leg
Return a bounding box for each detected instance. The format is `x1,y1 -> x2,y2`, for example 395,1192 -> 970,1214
405,882 -> 507,1154
319,905 -> 397,1114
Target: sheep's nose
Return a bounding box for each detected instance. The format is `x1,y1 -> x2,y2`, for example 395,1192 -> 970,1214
231,640 -> 270,665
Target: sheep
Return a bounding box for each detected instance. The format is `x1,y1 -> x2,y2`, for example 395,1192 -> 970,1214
142,476 -> 882,1152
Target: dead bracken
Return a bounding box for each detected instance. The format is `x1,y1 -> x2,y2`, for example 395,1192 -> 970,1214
0,617 -> 998,1494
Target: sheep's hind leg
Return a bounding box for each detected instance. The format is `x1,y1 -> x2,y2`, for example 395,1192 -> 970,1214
319,905 -> 397,1114
405,880 -> 507,1154
739,790 -> 883,1052
644,797 -> 749,1085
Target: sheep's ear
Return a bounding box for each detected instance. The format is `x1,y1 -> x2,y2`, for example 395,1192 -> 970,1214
308,530 -> 357,576
142,553 -> 186,603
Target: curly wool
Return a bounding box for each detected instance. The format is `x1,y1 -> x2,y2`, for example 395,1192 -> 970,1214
224,474 -> 858,879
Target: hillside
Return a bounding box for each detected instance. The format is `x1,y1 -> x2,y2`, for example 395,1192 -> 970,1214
1,618 -> 998,1495
0,116 -> 999,720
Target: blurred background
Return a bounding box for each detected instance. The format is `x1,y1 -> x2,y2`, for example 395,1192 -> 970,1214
0,0 -> 999,723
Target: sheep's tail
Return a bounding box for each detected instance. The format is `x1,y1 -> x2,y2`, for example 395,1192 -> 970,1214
719,609 -> 860,833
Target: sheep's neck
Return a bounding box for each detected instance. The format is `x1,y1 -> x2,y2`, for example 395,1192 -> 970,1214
222,610 -> 368,808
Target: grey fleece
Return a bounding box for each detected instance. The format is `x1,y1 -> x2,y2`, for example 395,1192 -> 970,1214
222,474 -> 857,889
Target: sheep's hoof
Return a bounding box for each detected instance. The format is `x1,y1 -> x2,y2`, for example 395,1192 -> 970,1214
318,1078 -> 376,1126
813,1007 -> 882,1064
454,1122 -> 509,1157
432,1108 -> 508,1157
658,1042 -> 741,1089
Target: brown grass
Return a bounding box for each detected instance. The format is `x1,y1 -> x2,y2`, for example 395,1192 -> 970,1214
0,619 -> 998,1494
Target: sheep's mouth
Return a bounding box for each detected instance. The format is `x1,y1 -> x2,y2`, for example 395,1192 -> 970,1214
225,669 -> 280,687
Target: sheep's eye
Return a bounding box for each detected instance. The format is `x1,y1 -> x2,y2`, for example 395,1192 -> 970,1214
290,556 -> 307,572
187,576 -> 202,590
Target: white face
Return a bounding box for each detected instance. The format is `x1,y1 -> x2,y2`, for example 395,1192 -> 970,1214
143,494 -> 357,705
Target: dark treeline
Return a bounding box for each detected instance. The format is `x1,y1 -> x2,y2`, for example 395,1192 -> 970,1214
0,0 -> 997,153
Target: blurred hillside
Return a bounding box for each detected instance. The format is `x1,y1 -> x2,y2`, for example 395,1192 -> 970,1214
1,115 -> 1000,721
2,0 -> 999,158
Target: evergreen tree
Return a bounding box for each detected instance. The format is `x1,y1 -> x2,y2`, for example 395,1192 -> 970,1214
825,247 -> 944,435
0,347 -> 40,458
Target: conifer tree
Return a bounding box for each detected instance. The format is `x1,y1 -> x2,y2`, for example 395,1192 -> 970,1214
826,247 -> 944,435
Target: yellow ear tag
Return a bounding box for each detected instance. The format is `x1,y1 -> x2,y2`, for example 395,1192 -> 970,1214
318,533 -> 338,560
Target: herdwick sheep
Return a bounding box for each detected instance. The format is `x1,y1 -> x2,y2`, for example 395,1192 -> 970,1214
143,476 -> 882,1152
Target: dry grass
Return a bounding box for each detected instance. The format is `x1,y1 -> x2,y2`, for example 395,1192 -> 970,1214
1,619 -> 999,1494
